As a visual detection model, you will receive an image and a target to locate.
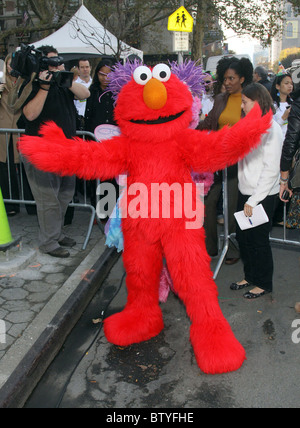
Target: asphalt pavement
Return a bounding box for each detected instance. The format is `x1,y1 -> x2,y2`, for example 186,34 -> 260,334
0,205 -> 299,408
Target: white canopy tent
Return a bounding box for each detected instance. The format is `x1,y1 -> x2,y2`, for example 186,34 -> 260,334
32,5 -> 143,61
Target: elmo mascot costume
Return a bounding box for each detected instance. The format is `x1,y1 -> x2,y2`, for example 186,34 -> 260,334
19,61 -> 272,374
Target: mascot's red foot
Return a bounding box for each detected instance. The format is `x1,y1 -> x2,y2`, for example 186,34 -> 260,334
190,320 -> 246,375
104,305 -> 164,346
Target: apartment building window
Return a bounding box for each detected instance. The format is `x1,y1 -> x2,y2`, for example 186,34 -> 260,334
0,1 -> 3,15
69,0 -> 80,8
5,1 -> 15,13
287,4 -> 293,18
286,21 -> 298,38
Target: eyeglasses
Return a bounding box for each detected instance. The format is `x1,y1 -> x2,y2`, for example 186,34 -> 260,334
98,71 -> 109,77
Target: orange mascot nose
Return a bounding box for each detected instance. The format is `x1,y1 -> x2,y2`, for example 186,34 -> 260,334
143,78 -> 167,110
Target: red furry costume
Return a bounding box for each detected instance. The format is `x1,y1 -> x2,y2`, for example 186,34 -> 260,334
19,62 -> 272,374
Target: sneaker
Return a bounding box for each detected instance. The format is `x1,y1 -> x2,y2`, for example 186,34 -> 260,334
46,247 -> 70,258
58,236 -> 76,248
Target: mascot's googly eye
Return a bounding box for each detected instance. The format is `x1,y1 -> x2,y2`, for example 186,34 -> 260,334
152,64 -> 171,82
133,66 -> 152,85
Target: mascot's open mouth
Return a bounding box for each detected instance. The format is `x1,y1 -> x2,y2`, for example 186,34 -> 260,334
130,111 -> 184,125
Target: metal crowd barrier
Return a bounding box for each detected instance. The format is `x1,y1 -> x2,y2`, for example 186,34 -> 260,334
0,128 -> 98,250
2,129 -> 299,270
214,168 -> 300,279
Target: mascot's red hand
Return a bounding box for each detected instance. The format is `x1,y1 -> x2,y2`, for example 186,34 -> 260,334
19,121 -> 128,180
181,103 -> 272,173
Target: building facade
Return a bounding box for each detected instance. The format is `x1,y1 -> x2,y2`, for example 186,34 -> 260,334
0,1 -> 224,65
270,0 -> 300,67
0,0 -> 80,57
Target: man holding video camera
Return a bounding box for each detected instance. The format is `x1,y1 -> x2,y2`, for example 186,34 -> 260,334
21,45 -> 90,258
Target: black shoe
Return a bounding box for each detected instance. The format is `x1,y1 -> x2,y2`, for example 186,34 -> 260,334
46,247 -> 70,258
225,257 -> 240,265
273,221 -> 284,227
243,290 -> 268,299
7,210 -> 19,217
58,237 -> 76,248
230,281 -> 252,291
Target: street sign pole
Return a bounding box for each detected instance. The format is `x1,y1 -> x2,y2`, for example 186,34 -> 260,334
178,0 -> 185,64
168,1 -> 193,65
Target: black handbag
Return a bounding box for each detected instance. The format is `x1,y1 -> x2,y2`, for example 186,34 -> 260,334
289,149 -> 300,190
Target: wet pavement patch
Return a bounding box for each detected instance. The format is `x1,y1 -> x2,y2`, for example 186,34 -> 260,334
105,333 -> 175,386
192,381 -> 235,408
263,319 -> 276,341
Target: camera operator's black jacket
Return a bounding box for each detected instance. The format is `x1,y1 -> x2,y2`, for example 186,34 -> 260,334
280,88 -> 300,172
22,80 -> 77,139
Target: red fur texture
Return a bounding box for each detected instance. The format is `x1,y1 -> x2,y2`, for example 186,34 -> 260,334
19,68 -> 272,374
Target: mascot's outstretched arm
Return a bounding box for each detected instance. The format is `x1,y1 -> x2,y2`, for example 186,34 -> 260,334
182,104 -> 272,173
19,121 -> 128,180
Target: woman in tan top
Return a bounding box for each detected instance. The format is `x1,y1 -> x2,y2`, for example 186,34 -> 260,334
0,53 -> 36,216
0,54 -> 21,215
197,57 -> 253,263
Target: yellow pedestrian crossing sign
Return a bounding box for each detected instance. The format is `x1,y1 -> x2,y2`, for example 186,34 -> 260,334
168,6 -> 193,33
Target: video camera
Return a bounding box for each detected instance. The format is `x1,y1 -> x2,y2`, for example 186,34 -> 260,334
10,43 -> 73,88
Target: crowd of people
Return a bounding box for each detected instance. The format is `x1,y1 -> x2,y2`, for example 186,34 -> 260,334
0,49 -> 299,306
199,58 -> 299,302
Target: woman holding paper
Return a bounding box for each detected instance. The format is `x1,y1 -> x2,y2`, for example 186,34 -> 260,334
230,83 -> 283,298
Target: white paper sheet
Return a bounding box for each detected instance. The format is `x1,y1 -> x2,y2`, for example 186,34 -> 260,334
234,204 -> 269,230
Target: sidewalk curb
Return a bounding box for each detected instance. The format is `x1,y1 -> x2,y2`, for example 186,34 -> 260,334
0,246 -> 120,408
